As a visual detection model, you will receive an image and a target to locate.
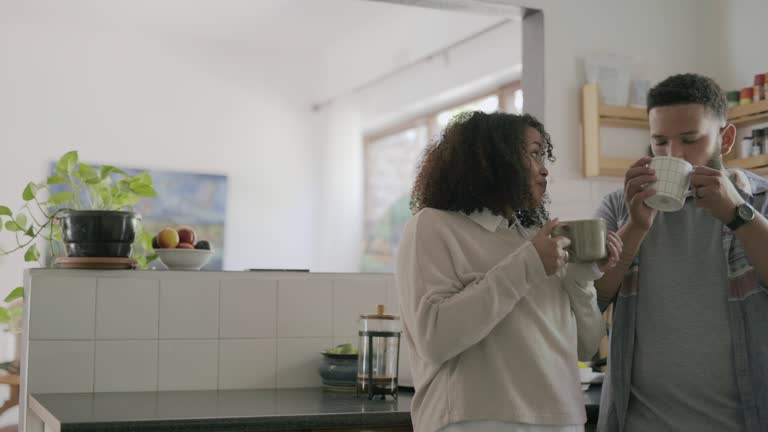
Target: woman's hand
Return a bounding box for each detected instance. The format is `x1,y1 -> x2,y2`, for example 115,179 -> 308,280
532,218 -> 571,276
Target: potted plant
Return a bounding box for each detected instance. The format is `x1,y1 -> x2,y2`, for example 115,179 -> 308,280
0,150 -> 159,317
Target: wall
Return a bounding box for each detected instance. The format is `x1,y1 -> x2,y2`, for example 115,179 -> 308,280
314,19 -> 523,272
516,0 -> 725,219
0,10 -> 321,290
715,0 -> 768,92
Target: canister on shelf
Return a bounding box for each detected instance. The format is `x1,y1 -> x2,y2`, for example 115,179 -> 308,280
763,127 -> 768,154
740,135 -> 754,159
726,91 -> 741,109
752,128 -> 765,157
764,73 -> 768,103
754,74 -> 766,102
741,87 -> 754,105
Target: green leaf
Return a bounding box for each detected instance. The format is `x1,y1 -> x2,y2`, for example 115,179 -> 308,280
4,221 -> 21,232
24,244 -> 40,262
0,308 -> 10,324
52,225 -> 63,242
48,191 -> 74,206
128,173 -> 152,186
4,287 -> 23,303
22,182 -> 39,201
15,214 -> 27,230
141,232 -> 154,250
47,173 -> 67,185
130,184 -> 157,197
100,165 -> 127,180
25,225 -> 35,237
0,206 -> 11,217
78,163 -> 98,181
55,151 -> 79,175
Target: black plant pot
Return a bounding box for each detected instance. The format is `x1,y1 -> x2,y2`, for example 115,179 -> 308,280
57,210 -> 141,258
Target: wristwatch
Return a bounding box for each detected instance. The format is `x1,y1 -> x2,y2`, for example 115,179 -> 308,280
727,203 -> 756,231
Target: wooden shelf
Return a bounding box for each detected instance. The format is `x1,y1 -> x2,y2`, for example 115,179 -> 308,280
726,154 -> 768,169
729,99 -> 768,127
0,374 -> 19,386
582,83 -> 768,177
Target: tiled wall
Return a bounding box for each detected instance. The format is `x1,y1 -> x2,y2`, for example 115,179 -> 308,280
22,270 -> 400,394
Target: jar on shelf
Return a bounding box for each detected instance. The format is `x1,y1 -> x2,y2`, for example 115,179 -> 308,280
752,128 -> 765,157
763,127 -> 768,154
764,72 -> 768,103
727,91 -> 741,109
741,87 -> 754,105
754,74 -> 765,102
740,135 -> 754,159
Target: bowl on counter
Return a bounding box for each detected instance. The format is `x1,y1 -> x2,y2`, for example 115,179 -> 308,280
155,248 -> 213,270
318,352 -> 358,391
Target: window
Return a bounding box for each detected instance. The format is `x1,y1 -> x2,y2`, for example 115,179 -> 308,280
361,82 -> 521,272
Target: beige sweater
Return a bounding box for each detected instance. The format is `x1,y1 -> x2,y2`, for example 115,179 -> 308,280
395,208 -> 605,432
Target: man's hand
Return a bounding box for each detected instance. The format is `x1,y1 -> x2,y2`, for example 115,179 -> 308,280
597,231 -> 623,273
625,156 -> 659,231
690,166 -> 745,224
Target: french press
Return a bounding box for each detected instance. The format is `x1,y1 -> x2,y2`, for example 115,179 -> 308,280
356,304 -> 401,400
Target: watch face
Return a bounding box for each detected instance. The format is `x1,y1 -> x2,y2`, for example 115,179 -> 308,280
738,204 -> 755,221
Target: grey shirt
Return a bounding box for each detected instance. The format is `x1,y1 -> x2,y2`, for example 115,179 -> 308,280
599,194 -> 745,431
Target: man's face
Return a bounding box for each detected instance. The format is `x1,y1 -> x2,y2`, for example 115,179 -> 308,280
648,104 -> 728,168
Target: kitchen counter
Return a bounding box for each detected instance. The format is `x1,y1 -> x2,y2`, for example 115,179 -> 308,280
29,387 -> 602,432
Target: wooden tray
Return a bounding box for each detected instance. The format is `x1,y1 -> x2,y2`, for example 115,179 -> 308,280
54,257 -> 137,270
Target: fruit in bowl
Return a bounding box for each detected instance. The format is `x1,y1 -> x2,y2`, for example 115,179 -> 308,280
153,226 -> 214,270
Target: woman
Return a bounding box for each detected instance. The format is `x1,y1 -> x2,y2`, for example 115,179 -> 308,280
396,112 -> 622,432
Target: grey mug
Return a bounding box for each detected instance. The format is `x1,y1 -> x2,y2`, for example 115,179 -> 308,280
551,218 -> 607,262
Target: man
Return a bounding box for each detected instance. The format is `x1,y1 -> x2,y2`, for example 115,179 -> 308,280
595,73 -> 768,432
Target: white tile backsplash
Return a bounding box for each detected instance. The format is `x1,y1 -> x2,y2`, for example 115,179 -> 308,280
24,272 -> 403,394
159,280 -> 219,339
158,340 -> 218,391
29,276 -> 96,340
94,341 -> 158,392
96,278 -> 159,339
277,279 -> 332,338
28,341 -> 94,394
218,339 -> 276,390
276,338 -> 332,388
332,278 -> 387,338
220,279 -> 277,338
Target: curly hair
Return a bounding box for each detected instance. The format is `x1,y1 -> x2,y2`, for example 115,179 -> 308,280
410,111 -> 554,228
647,73 -> 727,123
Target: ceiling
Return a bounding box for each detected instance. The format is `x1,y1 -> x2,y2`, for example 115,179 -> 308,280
0,0 -> 514,103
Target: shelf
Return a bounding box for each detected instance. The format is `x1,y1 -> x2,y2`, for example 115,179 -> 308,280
726,154 -> 768,169
582,83 -> 768,177
729,99 -> 768,127
0,374 -> 19,386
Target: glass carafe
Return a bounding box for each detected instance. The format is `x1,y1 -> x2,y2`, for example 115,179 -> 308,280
356,304 -> 401,399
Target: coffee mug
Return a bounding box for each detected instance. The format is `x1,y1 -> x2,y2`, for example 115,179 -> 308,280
552,218 -> 607,262
643,156 -> 693,212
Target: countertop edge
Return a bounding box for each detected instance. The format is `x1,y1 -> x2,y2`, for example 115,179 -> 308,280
56,412 -> 413,432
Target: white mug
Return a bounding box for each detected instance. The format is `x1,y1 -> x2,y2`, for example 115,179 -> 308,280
643,156 -> 693,212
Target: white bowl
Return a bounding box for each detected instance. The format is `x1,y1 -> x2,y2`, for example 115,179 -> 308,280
155,249 -> 213,270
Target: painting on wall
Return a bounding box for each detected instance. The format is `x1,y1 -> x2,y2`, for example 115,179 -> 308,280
48,163 -> 228,270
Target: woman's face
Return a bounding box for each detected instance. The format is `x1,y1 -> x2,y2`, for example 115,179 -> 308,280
524,127 -> 549,208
